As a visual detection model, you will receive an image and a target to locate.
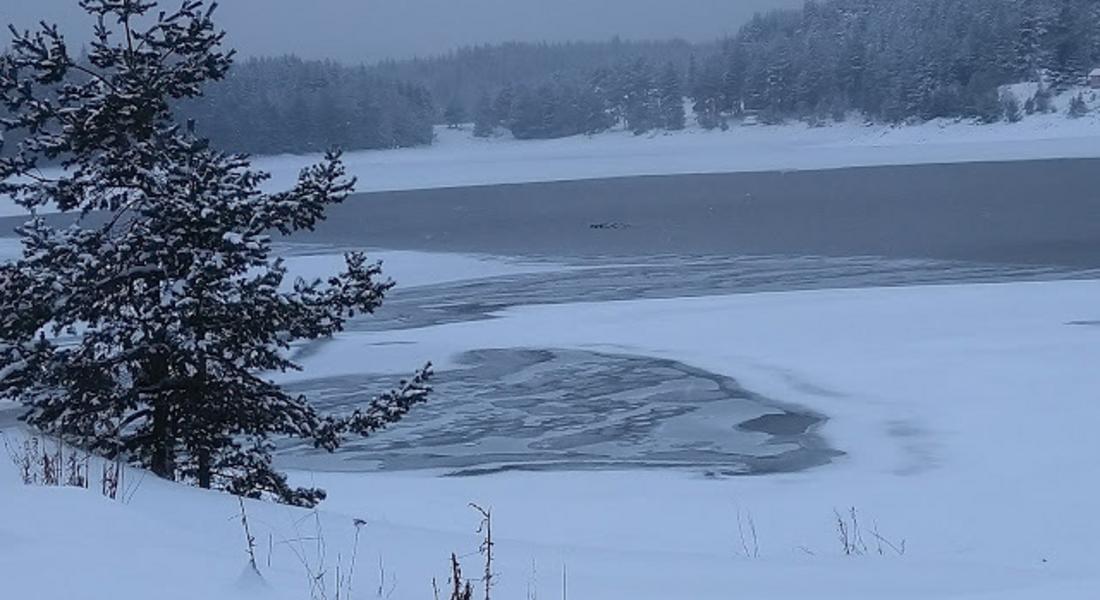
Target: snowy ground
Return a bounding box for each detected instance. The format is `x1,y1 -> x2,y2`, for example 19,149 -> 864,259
4,87 -> 1100,599
4,276 -> 1100,599
253,98 -> 1100,198
4,87 -> 1100,218
249,86 -> 1100,197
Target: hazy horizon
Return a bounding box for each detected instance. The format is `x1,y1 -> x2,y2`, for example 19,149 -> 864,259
1,0 -> 803,63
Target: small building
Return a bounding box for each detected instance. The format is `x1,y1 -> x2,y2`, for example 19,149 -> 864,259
1090,68 -> 1100,89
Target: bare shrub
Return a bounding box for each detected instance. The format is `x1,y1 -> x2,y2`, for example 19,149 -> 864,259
3,434 -> 83,488
736,506 -> 760,558
471,504 -> 494,600
835,507 -> 905,557
870,519 -> 907,556
449,553 -> 474,600
238,497 -> 261,574
3,432 -> 132,501
101,460 -> 122,500
280,512 -> 375,600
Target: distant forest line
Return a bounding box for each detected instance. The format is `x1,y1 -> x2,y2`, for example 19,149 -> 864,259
7,0 -> 1100,156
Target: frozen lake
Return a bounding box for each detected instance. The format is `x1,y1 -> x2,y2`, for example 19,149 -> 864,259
4,158 -> 1098,475
6,157 -> 1100,265
269,245 -> 1096,474
294,157 -> 1100,266
262,159 -> 1100,474
279,347 -> 836,475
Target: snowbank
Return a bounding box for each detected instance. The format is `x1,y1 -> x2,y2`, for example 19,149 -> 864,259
288,279 -> 1100,597
5,279 -> 1098,599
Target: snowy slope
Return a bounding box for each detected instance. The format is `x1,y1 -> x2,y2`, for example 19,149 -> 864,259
4,89 -> 1100,218
291,279 -> 1100,597
4,278 -> 1100,599
254,106 -> 1100,198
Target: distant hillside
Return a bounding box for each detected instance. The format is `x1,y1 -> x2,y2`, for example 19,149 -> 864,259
366,38 -> 705,116
175,56 -> 436,156
688,0 -> 1100,125
8,1 -> 1100,157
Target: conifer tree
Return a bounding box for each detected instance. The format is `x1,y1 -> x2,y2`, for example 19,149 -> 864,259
621,58 -> 659,134
492,84 -> 517,130
1068,93 -> 1090,118
0,0 -> 430,507
658,62 -> 686,130
578,85 -> 613,134
444,96 -> 467,129
472,91 -> 497,137
692,57 -> 726,130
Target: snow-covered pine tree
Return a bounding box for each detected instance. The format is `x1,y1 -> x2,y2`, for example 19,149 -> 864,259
692,56 -> 726,130
0,0 -> 430,507
472,91 -> 496,138
492,84 -> 517,131
1068,93 -> 1089,118
686,53 -> 699,100
657,62 -> 686,131
621,58 -> 658,134
444,96 -> 467,129
577,85 -> 613,135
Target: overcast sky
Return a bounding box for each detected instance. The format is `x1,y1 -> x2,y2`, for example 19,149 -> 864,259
2,0 -> 802,63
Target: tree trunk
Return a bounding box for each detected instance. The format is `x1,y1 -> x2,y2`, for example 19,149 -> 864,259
148,353 -> 175,480
197,447 -> 211,489
150,400 -> 175,480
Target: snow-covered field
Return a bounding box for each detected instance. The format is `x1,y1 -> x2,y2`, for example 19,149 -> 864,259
4,88 -> 1100,218
4,271 -> 1100,598
257,100 -> 1100,198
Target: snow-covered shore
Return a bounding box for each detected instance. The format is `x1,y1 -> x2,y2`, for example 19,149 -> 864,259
4,91 -> 1100,219
5,278 -> 1100,599
256,104 -> 1100,197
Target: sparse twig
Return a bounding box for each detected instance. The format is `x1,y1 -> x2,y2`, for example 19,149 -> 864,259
376,554 -> 398,599
345,519 -> 365,599
835,508 -> 855,556
470,503 -> 493,600
450,553 -> 473,600
122,466 -> 146,504
870,520 -> 906,556
849,507 -> 868,555
238,497 -> 260,573
736,506 -> 760,558
835,507 -> 902,557
527,559 -> 538,600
